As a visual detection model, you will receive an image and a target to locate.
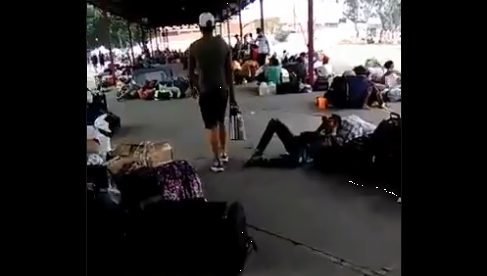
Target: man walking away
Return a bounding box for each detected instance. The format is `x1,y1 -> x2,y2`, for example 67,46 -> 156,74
254,28 -> 270,66
189,12 -> 237,172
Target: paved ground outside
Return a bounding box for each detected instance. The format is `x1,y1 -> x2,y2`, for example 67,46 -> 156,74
102,86 -> 401,276
88,44 -> 401,276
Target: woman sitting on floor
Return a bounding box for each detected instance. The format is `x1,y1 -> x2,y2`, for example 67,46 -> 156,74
264,57 -> 282,85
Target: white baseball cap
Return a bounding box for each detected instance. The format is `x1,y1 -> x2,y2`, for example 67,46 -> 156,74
199,12 -> 215,28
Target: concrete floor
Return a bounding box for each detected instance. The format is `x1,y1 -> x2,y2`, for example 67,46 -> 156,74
105,86 -> 401,276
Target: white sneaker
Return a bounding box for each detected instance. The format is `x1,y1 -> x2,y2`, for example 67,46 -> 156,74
220,153 -> 229,163
210,160 -> 225,172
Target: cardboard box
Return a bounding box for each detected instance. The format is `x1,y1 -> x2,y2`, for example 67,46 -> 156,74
108,141 -> 174,174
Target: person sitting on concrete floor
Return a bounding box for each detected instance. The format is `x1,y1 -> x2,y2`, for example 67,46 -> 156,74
240,59 -> 259,83
264,56 -> 282,85
245,114 -> 376,168
381,60 -> 401,87
348,65 -> 386,109
326,66 -> 385,109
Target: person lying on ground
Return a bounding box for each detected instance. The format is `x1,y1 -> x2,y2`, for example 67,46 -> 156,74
138,80 -> 158,100
245,114 -> 376,167
264,57 -> 282,85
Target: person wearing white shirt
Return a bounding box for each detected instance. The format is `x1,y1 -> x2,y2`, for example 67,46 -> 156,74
381,60 -> 401,87
253,28 -> 270,66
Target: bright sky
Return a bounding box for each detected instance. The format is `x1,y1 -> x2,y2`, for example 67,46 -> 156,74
237,0 -> 344,23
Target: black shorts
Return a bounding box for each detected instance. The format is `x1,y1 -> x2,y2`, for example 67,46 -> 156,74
199,89 -> 228,129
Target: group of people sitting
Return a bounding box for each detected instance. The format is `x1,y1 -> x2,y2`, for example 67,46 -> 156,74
231,47 -> 335,95
245,112 -> 401,195
232,56 -> 283,85
325,60 -> 401,109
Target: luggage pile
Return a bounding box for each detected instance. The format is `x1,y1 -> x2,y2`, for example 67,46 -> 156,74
117,77 -> 191,101
314,113 -> 402,195
87,141 -> 256,276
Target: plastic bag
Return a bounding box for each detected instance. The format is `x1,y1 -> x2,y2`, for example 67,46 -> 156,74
268,82 -> 277,95
259,82 -> 269,96
229,105 -> 246,141
87,114 -> 113,157
281,68 -> 290,83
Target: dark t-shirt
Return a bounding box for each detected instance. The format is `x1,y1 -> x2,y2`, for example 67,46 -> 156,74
189,36 -> 230,94
346,76 -> 370,105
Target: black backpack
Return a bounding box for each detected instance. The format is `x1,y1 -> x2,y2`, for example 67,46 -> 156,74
123,201 -> 256,276
222,202 -> 257,275
371,113 -> 402,192
371,112 -> 401,157
325,76 -> 350,108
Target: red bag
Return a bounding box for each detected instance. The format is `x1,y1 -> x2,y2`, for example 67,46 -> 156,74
251,48 -> 259,61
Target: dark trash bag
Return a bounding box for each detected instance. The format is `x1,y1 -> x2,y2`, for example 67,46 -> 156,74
87,92 -> 108,125
104,112 -> 121,136
276,81 -> 300,95
313,76 -> 329,91
324,76 -> 349,108
87,181 -> 125,276
123,201 -> 256,276
371,112 -> 401,193
93,112 -> 121,137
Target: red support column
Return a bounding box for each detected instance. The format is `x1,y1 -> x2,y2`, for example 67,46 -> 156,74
307,0 -> 314,85
259,0 -> 264,32
101,3 -> 116,82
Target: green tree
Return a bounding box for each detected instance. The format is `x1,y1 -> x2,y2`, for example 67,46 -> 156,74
372,0 -> 401,31
249,17 -> 284,34
342,0 -> 401,32
86,4 -> 143,50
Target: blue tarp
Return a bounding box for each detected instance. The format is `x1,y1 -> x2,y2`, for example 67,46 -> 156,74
132,63 -> 184,85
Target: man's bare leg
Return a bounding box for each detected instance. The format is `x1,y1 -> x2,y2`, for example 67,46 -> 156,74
218,123 -> 229,162
207,128 -> 224,172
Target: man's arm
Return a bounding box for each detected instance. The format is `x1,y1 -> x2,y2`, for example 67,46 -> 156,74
188,43 -> 197,89
225,44 -> 236,104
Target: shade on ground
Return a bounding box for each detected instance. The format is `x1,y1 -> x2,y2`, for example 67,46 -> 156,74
106,87 -> 402,276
